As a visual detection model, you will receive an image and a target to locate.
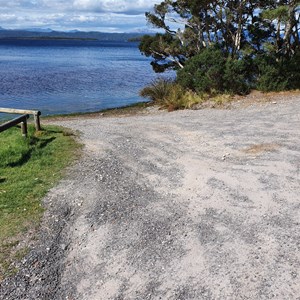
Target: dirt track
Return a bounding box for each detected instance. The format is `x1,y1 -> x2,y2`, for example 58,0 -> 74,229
1,96 -> 300,299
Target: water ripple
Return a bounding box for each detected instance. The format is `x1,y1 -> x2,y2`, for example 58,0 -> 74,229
0,40 -> 171,116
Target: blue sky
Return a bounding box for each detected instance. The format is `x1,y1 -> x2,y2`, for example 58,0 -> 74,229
0,0 -> 162,32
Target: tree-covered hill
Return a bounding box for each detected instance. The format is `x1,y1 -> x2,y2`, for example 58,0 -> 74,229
0,28 -> 146,42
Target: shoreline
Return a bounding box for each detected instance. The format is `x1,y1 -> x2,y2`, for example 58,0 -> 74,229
42,101 -> 156,121
0,101 -> 152,123
43,89 -> 300,120
2,90 -> 300,124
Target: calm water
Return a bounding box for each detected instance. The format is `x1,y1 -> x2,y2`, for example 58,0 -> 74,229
0,39 -> 165,118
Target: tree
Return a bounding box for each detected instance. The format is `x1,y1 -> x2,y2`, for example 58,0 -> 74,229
139,1 -> 263,71
140,0 -> 300,70
139,0 -> 300,92
261,0 -> 300,56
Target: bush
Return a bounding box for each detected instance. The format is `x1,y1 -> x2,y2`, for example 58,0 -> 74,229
139,78 -> 174,102
254,51 -> 300,92
141,50 -> 300,111
283,50 -> 300,90
254,55 -> 289,92
140,78 -> 203,111
177,48 -> 225,94
177,48 -> 251,95
223,58 -> 252,95
163,88 -> 204,111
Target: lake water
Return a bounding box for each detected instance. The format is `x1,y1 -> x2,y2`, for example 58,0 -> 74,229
0,39 -> 167,118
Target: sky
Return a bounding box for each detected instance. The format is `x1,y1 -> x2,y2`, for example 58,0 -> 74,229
0,0 -> 162,32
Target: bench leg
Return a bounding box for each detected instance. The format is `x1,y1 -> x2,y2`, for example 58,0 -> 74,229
21,121 -> 28,137
34,114 -> 41,131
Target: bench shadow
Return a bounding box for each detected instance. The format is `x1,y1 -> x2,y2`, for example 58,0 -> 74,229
8,150 -> 33,167
39,137 -> 56,149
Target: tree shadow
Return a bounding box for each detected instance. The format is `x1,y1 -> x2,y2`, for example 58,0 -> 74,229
8,137 -> 56,167
0,177 -> 6,183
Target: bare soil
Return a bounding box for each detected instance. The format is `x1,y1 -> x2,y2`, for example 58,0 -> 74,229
1,93 -> 300,300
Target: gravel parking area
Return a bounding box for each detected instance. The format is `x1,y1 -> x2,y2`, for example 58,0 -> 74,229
1,95 -> 300,299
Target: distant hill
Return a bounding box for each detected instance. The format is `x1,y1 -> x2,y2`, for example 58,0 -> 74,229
0,28 -> 149,42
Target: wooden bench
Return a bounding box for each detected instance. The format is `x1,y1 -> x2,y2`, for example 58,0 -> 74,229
0,108 -> 41,131
0,114 -> 30,137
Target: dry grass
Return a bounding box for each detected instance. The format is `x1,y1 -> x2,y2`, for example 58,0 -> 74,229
242,143 -> 280,154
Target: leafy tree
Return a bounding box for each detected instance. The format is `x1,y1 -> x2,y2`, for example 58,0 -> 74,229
261,0 -> 300,56
139,0 -> 300,93
139,0 -> 264,71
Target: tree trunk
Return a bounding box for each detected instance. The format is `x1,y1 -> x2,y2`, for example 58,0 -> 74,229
233,0 -> 246,56
283,0 -> 297,55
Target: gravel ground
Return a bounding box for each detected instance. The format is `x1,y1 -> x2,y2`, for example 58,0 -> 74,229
1,95 -> 300,299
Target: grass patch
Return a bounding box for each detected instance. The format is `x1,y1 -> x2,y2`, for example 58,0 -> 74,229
0,125 -> 81,280
140,78 -> 205,111
209,93 -> 233,107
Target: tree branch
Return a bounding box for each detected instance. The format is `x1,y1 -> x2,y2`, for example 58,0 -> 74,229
150,49 -> 184,68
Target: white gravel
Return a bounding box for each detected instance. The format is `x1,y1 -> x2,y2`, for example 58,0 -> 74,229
1,95 -> 300,300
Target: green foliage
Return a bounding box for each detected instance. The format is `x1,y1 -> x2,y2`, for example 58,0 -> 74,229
177,48 -> 251,95
139,34 -> 184,72
0,125 -> 80,279
140,0 -> 300,95
284,50 -> 300,89
177,48 -> 225,94
162,87 -> 204,111
223,58 -> 252,95
255,55 -> 288,91
262,6 -> 289,22
177,47 -> 300,94
254,51 -> 300,91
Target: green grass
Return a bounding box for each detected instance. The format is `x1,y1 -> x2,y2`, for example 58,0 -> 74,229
0,125 -> 81,280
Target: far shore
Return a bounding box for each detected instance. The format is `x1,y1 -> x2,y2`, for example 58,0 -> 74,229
0,37 -> 98,41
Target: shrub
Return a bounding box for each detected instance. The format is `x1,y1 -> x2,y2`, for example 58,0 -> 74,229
139,78 -> 174,102
284,50 -> 300,90
140,78 -> 203,111
253,50 -> 300,92
177,48 -> 225,94
177,48 -> 251,95
254,55 -> 289,92
223,58 -> 252,95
